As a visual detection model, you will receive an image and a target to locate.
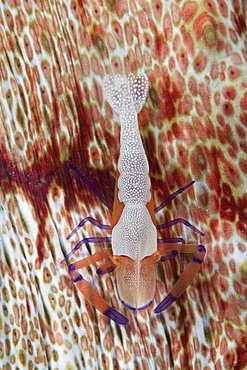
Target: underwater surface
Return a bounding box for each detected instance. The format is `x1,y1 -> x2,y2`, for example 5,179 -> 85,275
0,0 -> 247,369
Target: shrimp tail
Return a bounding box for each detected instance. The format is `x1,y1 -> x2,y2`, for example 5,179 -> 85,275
103,73 -> 149,114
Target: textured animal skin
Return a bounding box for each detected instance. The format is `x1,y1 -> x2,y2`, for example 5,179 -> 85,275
0,1 -> 247,370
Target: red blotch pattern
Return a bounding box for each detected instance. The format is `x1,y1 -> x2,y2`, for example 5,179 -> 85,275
194,52 -> 208,72
182,1 -> 198,22
0,0 -> 247,369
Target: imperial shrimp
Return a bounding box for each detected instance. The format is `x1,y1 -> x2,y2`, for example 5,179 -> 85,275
60,73 -> 206,325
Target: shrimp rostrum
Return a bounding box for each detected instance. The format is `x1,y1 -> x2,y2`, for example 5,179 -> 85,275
60,73 -> 206,325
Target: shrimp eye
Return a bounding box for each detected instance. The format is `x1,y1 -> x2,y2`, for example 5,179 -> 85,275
112,255 -> 133,266
153,252 -> 161,262
142,252 -> 161,265
112,256 -> 120,265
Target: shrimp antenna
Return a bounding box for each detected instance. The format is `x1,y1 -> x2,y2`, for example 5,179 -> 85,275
66,162 -> 113,212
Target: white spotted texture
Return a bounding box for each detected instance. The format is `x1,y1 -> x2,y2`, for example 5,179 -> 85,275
103,73 -> 157,309
103,73 -> 149,114
112,204 -> 157,260
103,73 -> 157,259
103,73 -> 151,204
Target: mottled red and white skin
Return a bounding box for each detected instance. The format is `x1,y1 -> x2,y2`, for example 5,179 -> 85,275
0,1 -> 247,370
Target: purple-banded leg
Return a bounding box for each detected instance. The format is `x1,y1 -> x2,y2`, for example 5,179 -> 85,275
157,218 -> 204,236
66,162 -> 113,211
157,218 -> 204,272
66,249 -> 128,325
155,181 -> 203,270
60,236 -> 112,265
67,217 -> 111,240
154,244 -> 206,313
96,260 -> 116,275
154,181 -> 195,213
158,237 -> 185,271
159,249 -> 178,262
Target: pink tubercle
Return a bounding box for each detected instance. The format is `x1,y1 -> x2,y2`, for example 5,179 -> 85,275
193,52 -> 207,73
177,48 -> 188,74
171,3 -> 181,25
163,13 -> 173,40
199,82 -> 211,113
240,92 -> 247,110
219,0 -> 228,17
182,1 -> 198,22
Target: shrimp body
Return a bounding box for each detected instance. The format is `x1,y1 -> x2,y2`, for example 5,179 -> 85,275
103,74 -> 157,309
61,73 -> 205,325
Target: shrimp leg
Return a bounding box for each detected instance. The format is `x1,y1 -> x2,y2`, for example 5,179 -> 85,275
67,217 -> 111,240
155,181 -> 195,212
154,244 -> 206,313
68,249 -> 128,325
157,218 -> 204,236
66,162 -> 113,212
156,181 -> 204,271
60,236 -> 112,264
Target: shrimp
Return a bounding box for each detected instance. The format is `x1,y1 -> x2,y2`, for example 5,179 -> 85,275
60,73 -> 206,325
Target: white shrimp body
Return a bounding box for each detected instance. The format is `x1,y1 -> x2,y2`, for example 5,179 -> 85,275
103,74 -> 157,309
63,73 -> 205,321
